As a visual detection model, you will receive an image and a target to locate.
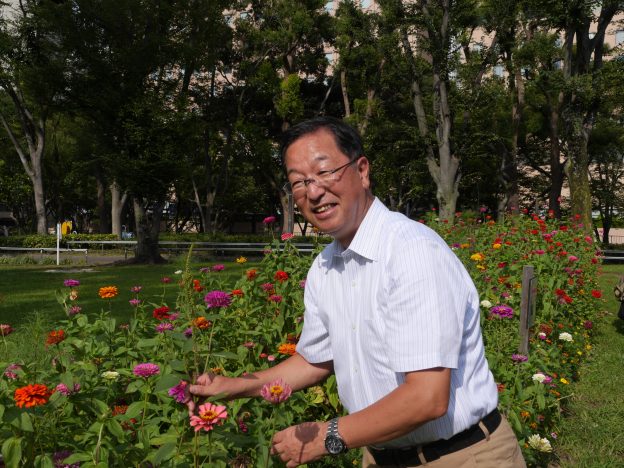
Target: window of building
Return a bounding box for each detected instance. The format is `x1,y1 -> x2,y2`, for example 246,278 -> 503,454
472,43 -> 483,52
325,1 -> 333,12
616,30 -> 624,45
325,52 -> 334,64
361,0 -> 372,8
553,60 -> 562,70
588,32 -> 595,39
493,65 -> 504,77
240,12 -> 249,20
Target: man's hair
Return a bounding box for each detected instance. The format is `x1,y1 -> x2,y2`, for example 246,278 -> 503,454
280,117 -> 364,162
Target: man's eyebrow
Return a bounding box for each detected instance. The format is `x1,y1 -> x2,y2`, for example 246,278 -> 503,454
286,155 -> 330,175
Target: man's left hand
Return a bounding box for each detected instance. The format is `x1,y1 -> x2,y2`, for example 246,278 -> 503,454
270,421 -> 329,467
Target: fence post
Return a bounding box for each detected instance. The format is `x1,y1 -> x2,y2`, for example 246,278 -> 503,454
518,265 -> 537,355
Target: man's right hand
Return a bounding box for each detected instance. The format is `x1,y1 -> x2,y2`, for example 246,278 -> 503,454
185,372 -> 221,417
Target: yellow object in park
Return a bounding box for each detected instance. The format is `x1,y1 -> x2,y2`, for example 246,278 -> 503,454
61,221 -> 73,235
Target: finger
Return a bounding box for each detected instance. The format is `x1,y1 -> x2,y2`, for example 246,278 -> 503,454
196,372 -> 214,386
189,384 -> 213,397
186,399 -> 196,418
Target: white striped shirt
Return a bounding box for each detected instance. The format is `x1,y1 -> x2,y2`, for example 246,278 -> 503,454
297,198 -> 498,448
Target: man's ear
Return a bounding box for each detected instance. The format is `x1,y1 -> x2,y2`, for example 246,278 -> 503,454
357,156 -> 371,190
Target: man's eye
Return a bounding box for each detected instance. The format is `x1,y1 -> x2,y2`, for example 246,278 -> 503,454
317,170 -> 331,177
291,180 -> 304,189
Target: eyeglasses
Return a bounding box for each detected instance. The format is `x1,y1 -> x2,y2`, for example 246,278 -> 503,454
283,158 -> 359,197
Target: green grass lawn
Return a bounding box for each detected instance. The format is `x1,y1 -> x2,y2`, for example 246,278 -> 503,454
0,256 -> 258,326
553,263 -> 624,467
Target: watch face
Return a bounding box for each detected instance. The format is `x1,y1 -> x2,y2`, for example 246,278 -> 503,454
325,435 -> 346,455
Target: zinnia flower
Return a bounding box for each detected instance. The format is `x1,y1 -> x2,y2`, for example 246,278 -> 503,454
161,277 -> 171,284
236,256 -> 247,264
261,282 -> 275,292
204,290 -> 232,308
558,332 -> 573,342
133,363 -> 160,378
155,322 -> 174,333
260,378 -> 292,404
98,286 -> 118,299
192,316 -> 212,330
52,450 -> 80,468
231,289 -> 244,297
14,384 -> 53,408
46,330 -> 66,345
55,382 -> 81,396
246,269 -> 257,280
168,380 -> 188,403
68,289 -> 79,301
153,306 -> 172,320
189,402 -> 228,432
183,327 -> 193,337
129,299 -> 141,307
0,324 -> 14,336
489,305 -> 514,319
511,354 -> 528,363
299,280 -> 306,289
212,264 -> 225,272
278,343 -> 297,355
101,371 -> 120,381
130,285 -> 142,293
63,279 -> 80,287
274,270 -> 289,282
269,294 -> 283,303
470,253 -> 484,261
263,216 -> 276,224
281,233 -> 294,241
68,305 -> 82,316
480,300 -> 492,308
193,279 -> 203,292
4,363 -> 21,380
527,434 -> 553,452
591,289 -> 602,298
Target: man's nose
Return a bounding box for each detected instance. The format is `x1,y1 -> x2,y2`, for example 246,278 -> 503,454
305,180 -> 326,200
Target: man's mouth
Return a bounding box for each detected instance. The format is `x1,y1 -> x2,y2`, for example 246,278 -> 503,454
312,204 -> 336,214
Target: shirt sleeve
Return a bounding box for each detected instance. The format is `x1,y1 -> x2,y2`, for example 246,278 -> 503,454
383,229 -> 472,373
296,260 -> 334,364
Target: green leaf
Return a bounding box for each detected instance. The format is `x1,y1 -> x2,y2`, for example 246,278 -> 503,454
34,454 -> 54,468
137,338 -> 159,348
20,411 -> 33,432
125,401 -> 144,419
105,418 -> 125,440
154,373 -> 183,392
168,359 -> 187,371
212,351 -> 238,360
152,442 -> 177,464
1,437 -> 23,468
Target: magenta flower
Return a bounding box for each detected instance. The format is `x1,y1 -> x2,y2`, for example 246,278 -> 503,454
299,280 -> 306,289
263,216 -> 276,224
583,320 -> 593,329
511,354 -> 528,363
63,279 -> 80,287
204,290 -> 232,308
169,312 -> 180,321
156,322 -> 174,333
184,327 -> 193,338
4,364 -> 21,380
55,382 -> 81,396
211,264 -> 225,272
68,305 -> 82,316
133,363 -> 160,378
490,305 -> 514,319
269,294 -> 283,303
129,299 -> 141,307
168,380 -> 188,403
52,451 -> 80,468
189,402 -> 228,432
568,255 -> 579,262
130,285 -> 142,293
261,283 -> 274,292
260,378 -> 292,404
0,324 -> 13,336
161,277 -> 171,284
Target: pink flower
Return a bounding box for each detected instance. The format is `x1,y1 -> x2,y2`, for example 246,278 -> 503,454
63,279 -> 80,287
161,277 -> 171,284
267,355 -> 276,362
189,402 -> 228,432
299,280 -> 306,289
281,233 -> 294,241
133,363 -> 160,378
263,216 -> 276,224
489,305 -> 514,319
4,364 -> 21,380
129,299 -> 141,307
568,255 -> 579,262
211,264 -> 225,272
155,322 -> 174,333
168,380 -> 188,403
269,294 -> 283,303
261,283 -> 275,292
68,305 -> 82,316
55,382 -> 81,396
242,341 -> 255,348
260,378 -> 292,404
184,327 -> 193,337
0,324 -> 13,336
169,312 -> 180,321
130,285 -> 142,293
204,290 -> 232,308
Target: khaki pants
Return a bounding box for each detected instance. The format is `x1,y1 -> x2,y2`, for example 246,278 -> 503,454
362,416 -> 526,468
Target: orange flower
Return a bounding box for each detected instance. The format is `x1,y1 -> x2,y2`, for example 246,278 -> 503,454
98,286 -> 118,299
193,279 -> 204,292
14,384 -> 53,408
274,270 -> 289,282
193,316 -> 212,330
278,343 -> 297,355
246,269 -> 258,281
231,289 -> 244,297
69,289 -> 79,301
112,405 -> 128,416
46,329 -> 66,345
520,411 -> 530,419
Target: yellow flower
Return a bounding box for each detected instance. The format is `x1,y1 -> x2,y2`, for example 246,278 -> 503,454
560,378 -> 569,385
236,256 -> 247,264
476,264 -> 486,270
470,253 -> 484,261
577,351 -> 582,355
492,243 -> 502,249
585,344 -> 592,351
460,243 -> 470,249
98,286 -> 118,299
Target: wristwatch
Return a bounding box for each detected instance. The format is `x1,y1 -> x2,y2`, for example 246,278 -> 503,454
324,418 -> 348,455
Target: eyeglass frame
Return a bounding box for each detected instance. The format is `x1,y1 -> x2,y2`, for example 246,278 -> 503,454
282,157 -> 360,196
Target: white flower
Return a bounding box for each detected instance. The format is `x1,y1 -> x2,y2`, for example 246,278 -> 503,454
532,373 -> 546,383
101,371 -> 120,381
538,332 -> 547,339
527,434 -> 552,452
480,300 -> 492,309
174,270 -> 183,275
558,332 -> 573,342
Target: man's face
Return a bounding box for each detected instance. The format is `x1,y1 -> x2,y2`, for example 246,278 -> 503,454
284,129 -> 372,247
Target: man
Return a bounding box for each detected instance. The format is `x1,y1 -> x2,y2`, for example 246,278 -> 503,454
187,117 -> 525,467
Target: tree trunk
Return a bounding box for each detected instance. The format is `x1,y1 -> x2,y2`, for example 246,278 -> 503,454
340,69 -> 351,117
110,181 -> 127,239
95,171 -> 109,234
132,198 -> 165,263
548,94 -> 565,218
565,117 -> 593,232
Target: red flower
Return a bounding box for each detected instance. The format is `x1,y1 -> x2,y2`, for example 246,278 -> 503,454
591,290 -> 602,298
193,279 -> 203,292
274,270 -> 289,282
246,269 -> 257,281
14,384 -> 53,408
46,330 -> 66,345
231,289 -> 244,297
153,306 -> 172,321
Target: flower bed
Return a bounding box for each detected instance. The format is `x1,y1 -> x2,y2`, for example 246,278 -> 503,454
0,213 -> 603,467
